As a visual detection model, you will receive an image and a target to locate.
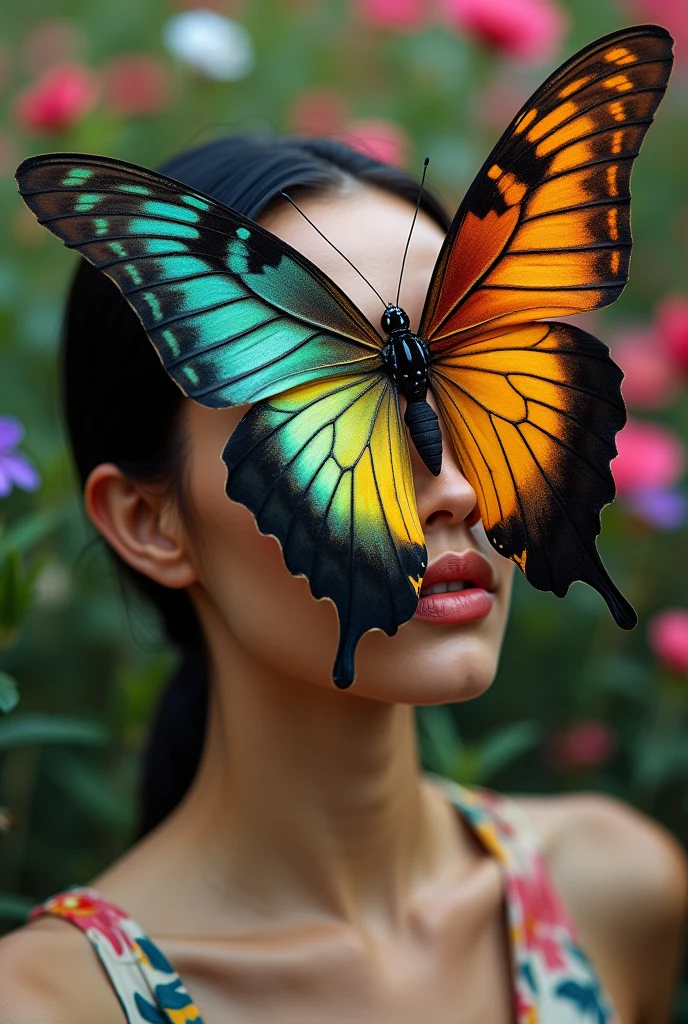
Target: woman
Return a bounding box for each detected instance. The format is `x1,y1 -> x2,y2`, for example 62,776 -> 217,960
1,134 -> 686,1023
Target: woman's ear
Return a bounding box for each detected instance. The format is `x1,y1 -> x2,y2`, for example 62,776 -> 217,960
84,463 -> 198,589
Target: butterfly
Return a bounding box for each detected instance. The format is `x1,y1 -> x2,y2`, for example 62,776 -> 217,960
16,25 -> 674,689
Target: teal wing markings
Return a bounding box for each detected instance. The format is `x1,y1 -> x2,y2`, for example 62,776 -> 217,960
223,373 -> 427,688
16,153 -> 383,407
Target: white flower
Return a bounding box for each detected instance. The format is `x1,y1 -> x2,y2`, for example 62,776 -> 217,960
163,10 -> 254,81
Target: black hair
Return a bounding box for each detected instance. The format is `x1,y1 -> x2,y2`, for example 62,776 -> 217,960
61,133 -> 451,838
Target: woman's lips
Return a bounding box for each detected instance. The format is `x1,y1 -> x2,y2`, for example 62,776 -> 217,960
414,550 -> 496,624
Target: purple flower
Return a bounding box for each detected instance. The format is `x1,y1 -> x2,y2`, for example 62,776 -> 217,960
0,417 -> 40,498
625,486 -> 688,531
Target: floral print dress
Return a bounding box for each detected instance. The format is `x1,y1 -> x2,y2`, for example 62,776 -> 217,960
29,778 -> 619,1024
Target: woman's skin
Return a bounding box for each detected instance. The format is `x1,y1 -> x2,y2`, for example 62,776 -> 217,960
1,184 -> 687,1023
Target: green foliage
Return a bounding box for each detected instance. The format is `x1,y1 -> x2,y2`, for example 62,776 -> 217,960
0,547 -> 42,646
0,0 -> 687,1012
0,673 -> 19,715
0,714 -> 108,751
419,706 -> 542,785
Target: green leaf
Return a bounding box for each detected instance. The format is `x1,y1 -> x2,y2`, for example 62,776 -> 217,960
473,720 -> 542,784
0,507 -> 60,559
451,745 -> 483,785
0,547 -> 35,637
0,672 -> 19,713
417,706 -> 462,777
593,654 -> 655,705
634,735 -> 688,790
0,713 -> 108,751
52,753 -> 133,830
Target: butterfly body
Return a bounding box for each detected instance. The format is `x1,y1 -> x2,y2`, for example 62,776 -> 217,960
15,24 -> 675,688
380,305 -> 443,476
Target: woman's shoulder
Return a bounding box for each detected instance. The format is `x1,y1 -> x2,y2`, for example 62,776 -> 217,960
512,790 -> 688,1020
512,790 -> 688,921
0,914 -> 125,1024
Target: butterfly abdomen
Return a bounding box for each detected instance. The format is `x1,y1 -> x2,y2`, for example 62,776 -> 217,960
404,399 -> 442,476
381,305 -> 443,477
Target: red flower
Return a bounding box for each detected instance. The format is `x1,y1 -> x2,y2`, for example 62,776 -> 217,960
648,609 -> 688,675
657,294 -> 688,375
612,418 -> 685,497
103,54 -> 171,118
547,721 -> 617,771
14,62 -> 99,135
442,0 -> 567,64
354,0 -> 429,32
612,326 -> 678,409
342,118 -> 409,167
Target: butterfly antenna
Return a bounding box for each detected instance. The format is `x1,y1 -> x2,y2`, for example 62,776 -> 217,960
280,191 -> 388,309
396,157 -> 430,308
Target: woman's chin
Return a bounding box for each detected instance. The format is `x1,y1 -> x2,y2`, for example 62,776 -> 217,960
349,628 -> 502,705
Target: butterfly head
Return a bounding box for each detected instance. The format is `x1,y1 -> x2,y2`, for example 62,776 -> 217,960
381,305 -> 410,335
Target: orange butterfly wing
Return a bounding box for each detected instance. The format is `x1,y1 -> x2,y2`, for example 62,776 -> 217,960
423,25 -> 674,627
420,25 -> 674,346
431,321 -> 634,625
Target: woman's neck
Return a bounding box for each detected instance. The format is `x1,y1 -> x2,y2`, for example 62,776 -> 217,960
155,625 -> 462,939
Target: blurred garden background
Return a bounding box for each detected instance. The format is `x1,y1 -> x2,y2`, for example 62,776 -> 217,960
1,0 -> 688,1012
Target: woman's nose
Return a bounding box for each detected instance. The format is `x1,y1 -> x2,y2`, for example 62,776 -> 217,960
409,393 -> 480,530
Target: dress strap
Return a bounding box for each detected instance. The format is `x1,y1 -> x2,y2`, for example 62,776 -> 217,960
430,775 -> 621,1024
29,887 -> 205,1024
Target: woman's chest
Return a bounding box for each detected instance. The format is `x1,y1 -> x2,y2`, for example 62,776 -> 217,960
161,860 -> 516,1024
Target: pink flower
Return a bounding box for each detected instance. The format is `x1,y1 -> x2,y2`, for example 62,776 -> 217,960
547,721 -> 617,771
612,418 -> 685,497
612,326 -> 678,409
342,118 -> 409,167
354,0 -> 429,32
648,609 -> 688,675
103,54 -> 171,118
656,294 -> 688,375
21,19 -> 85,75
290,87 -> 348,136
442,0 -> 568,64
14,63 -> 99,135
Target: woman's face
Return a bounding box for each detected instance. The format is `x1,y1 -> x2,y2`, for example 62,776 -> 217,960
179,183 -> 514,704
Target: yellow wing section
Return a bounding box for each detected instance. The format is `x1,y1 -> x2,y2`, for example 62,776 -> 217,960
222,373 -> 426,688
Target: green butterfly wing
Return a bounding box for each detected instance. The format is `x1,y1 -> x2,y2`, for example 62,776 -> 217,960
15,153 -> 382,406
224,373 -> 426,688
15,152 -> 426,688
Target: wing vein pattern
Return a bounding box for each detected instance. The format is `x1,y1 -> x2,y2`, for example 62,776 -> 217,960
222,374 -> 427,688
16,154 -> 384,409
420,25 -> 674,345
430,321 -> 636,626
